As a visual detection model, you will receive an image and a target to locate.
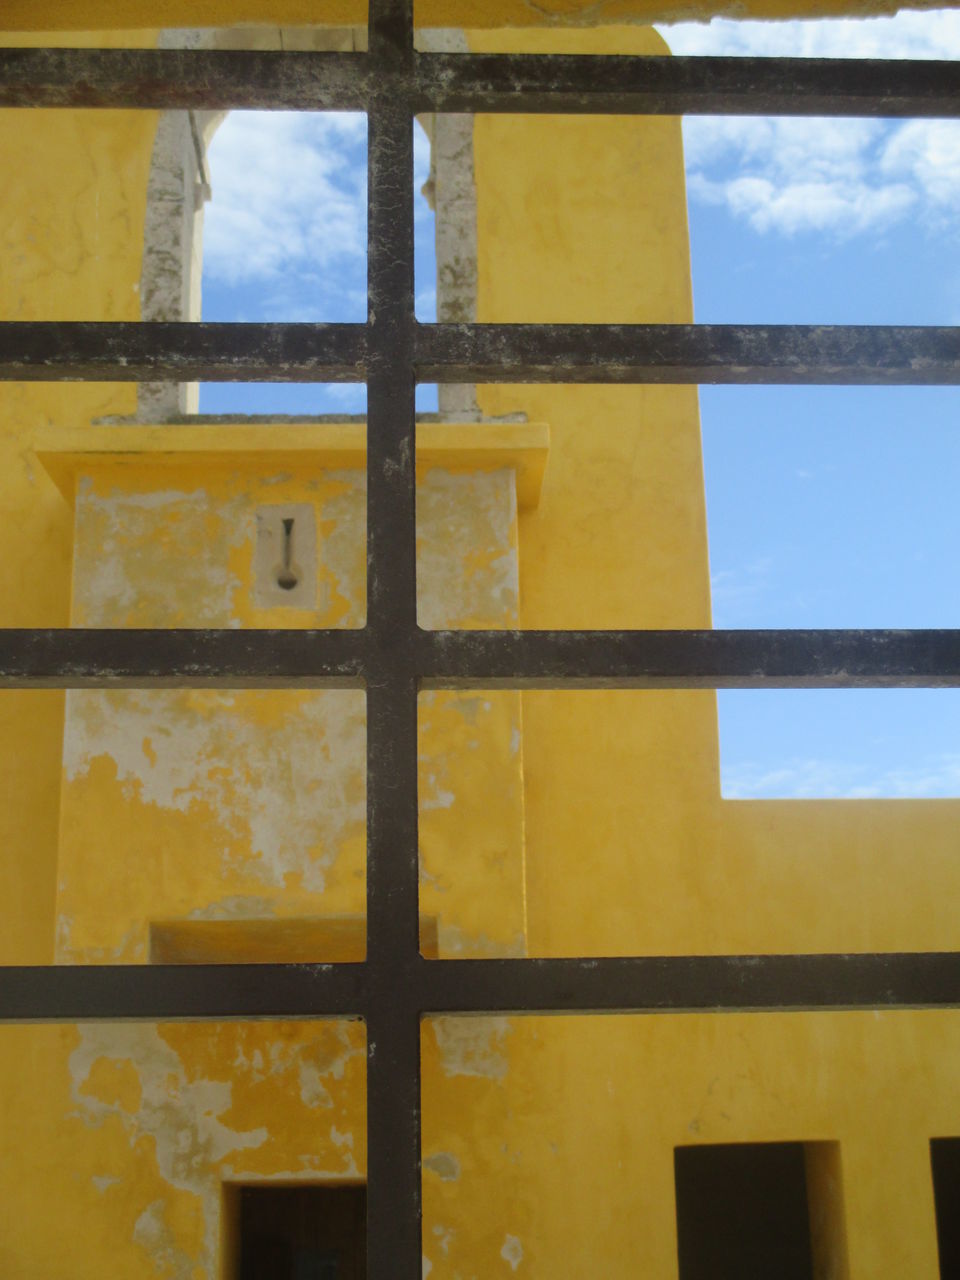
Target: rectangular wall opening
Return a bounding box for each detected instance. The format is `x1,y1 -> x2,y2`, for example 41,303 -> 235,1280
228,1183 -> 366,1280
931,1138 -> 960,1277
674,1141 -> 847,1280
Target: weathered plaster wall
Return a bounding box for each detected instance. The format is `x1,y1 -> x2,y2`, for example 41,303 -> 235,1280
0,30 -> 160,964
2,9 -> 960,1280
421,1010 -> 957,1278
417,21 -> 960,1280
0,1019 -> 366,1280
467,24 -> 960,962
57,456 -> 525,964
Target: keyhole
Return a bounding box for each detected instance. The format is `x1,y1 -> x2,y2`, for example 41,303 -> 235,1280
277,517 -> 299,591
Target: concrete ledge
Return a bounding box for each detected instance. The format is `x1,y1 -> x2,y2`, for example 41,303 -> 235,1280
33,419 -> 550,511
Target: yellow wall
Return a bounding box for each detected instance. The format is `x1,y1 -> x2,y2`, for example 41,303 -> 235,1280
1,8 -> 959,1280
4,0 -> 955,32
421,21 -> 960,1280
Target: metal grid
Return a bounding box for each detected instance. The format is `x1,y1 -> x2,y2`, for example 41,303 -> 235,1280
2,2 -> 960,1273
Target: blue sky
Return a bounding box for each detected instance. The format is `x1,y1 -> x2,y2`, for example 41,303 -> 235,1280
199,11 -> 960,797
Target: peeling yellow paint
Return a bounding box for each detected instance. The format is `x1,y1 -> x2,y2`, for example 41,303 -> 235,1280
1,10 -> 959,1280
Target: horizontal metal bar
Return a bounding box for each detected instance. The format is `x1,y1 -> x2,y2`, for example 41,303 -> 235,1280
0,322 -> 366,382
419,953 -> 960,1014
4,322 -> 960,385
417,324 -> 960,385
3,953 -> 960,1022
418,52 -> 960,119
0,628 -> 957,688
0,963 -> 366,1022
0,629 -> 365,688
418,629 -> 960,688
3,48 -> 960,120
0,48 -> 370,111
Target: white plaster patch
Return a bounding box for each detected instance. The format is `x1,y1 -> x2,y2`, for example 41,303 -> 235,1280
417,469 -> 519,629
436,922 -> 526,960
422,1257 -> 433,1278
134,1199 -> 185,1276
70,1025 -> 267,1276
420,780 -> 456,812
69,1023 -> 362,1275
73,482 -> 248,628
430,1016 -> 513,1080
423,1151 -> 461,1182
432,1223 -> 455,1257
62,688 -> 365,899
501,1234 -> 524,1271
91,1175 -> 120,1194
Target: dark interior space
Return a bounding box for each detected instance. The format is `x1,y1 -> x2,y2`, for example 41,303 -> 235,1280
674,1141 -> 814,1280
237,1184 -> 366,1280
931,1138 -> 960,1278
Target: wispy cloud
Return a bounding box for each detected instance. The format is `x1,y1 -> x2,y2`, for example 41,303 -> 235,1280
710,555 -> 774,616
205,112 -> 368,289
658,12 -> 960,238
724,752 -> 960,798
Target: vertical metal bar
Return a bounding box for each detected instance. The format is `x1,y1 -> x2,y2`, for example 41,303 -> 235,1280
365,1 -> 422,1277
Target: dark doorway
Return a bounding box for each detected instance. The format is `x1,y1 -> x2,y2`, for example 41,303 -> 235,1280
235,1184 -> 366,1280
931,1138 -> 960,1278
674,1142 -> 814,1280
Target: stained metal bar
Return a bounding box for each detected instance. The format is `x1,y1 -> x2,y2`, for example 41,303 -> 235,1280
0,48 -> 368,110
4,47 -> 960,120
418,323 -> 960,385
417,628 -> 960,689
3,952 -> 960,1023
0,321 -> 366,382
364,2 -> 423,1277
0,629 -> 365,688
0,963 -> 366,1022
419,952 -> 960,1015
4,322 -> 959,385
417,52 -> 960,118
0,628 -> 956,688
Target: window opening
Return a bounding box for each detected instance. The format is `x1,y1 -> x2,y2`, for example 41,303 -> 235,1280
657,12 -> 960,797
674,1142 -> 816,1279
931,1138 -> 960,1277
231,1184 -> 366,1280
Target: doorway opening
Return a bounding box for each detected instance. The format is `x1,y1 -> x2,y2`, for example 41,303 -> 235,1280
226,1183 -> 366,1280
931,1138 -> 960,1277
674,1141 -> 837,1279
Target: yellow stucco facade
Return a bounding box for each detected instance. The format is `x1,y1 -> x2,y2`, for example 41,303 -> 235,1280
1,5 -> 959,1278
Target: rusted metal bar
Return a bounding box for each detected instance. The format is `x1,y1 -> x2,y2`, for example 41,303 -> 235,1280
363,3 -> 423,1277
0,48 -> 368,110
4,952 -> 960,1023
0,628 -> 956,688
0,963 -> 366,1022
418,952 -> 960,1015
417,628 -> 960,689
0,629 -> 365,688
3,322 -> 960,384
0,321 -> 366,382
3,47 -> 960,120
417,51 -> 960,118
417,323 -> 960,385
0,628 -> 957,688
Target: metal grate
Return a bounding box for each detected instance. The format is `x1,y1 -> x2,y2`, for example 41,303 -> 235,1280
2,3 -> 960,1274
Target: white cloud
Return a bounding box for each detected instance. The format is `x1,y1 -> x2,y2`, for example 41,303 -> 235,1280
205,111 -> 368,289
659,9 -> 960,59
724,751 -> 960,798
657,11 -> 960,238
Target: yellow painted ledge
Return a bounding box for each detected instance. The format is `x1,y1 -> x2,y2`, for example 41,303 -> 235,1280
33,420 -> 550,511
4,0 -> 942,30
